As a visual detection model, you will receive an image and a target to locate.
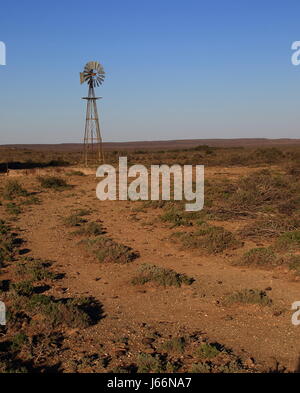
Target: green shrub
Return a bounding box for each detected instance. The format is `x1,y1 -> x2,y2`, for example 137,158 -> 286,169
235,247 -> 277,267
160,208 -> 192,227
0,359 -> 28,373
284,255 -> 300,275
274,231 -> 300,252
11,333 -> 28,351
38,176 -> 69,190
190,362 -> 211,373
21,195 -> 41,206
84,236 -> 139,264
25,295 -> 97,328
16,258 -> 56,281
132,264 -> 194,287
0,220 -> 9,236
26,294 -> 52,308
287,163 -> 300,178
239,216 -> 300,239
195,343 -> 221,359
74,222 -> 105,236
64,214 -> 86,227
224,289 -> 272,306
136,353 -> 164,373
84,222 -> 104,236
2,180 -> 28,200
142,200 -> 170,209
5,202 -> 21,216
253,148 -> 285,163
173,224 -> 242,254
12,281 -> 34,297
229,170 -> 290,211
64,209 -> 91,227
160,337 -> 186,353
74,209 -> 91,216
0,220 -> 15,265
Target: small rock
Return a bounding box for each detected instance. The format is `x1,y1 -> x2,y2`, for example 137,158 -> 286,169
143,347 -> 155,354
244,357 -> 255,368
141,337 -> 155,345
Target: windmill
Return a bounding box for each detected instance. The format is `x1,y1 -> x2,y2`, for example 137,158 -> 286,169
80,61 -> 105,166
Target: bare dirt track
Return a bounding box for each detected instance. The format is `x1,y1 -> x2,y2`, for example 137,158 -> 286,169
6,166 -> 300,372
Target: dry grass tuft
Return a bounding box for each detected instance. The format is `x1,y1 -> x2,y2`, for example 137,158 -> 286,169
172,224 -> 242,254
132,264 -> 194,287
224,289 -> 272,306
84,236 -> 139,264
234,247 -> 278,267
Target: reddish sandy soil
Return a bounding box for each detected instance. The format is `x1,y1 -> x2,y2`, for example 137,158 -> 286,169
2,165 -> 299,372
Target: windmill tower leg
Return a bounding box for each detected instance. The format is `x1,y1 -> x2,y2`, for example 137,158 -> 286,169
82,84 -> 104,166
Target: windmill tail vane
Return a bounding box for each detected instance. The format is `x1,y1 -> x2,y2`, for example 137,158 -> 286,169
80,61 -> 105,166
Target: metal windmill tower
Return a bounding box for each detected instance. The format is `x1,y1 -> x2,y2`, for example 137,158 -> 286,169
80,61 -> 105,166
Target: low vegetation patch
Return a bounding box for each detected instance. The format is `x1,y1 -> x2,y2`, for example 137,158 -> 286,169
0,220 -> 17,266
63,209 -> 91,227
10,333 -> 29,352
160,208 -> 192,227
172,224 -> 242,254
63,213 -> 87,227
136,353 -> 164,373
278,254 -> 300,275
142,200 -> 170,209
273,231 -> 300,252
2,180 -> 29,200
16,258 -> 57,282
287,162 -> 300,178
73,222 -> 105,236
229,170 -> 290,212
160,337 -> 186,353
5,202 -> 21,216
9,293 -> 102,329
65,170 -> 85,176
239,216 -> 300,239
234,247 -> 278,267
224,289 -> 272,306
195,343 -> 221,359
11,280 -> 35,297
189,362 -> 212,373
37,176 -> 69,190
131,264 -> 194,287
254,147 -> 285,163
20,195 -> 41,206
84,236 -> 139,264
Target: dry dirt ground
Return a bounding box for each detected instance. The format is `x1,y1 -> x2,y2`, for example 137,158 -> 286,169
1,165 -> 300,372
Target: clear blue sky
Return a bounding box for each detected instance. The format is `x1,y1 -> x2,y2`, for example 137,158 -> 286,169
0,0 -> 300,144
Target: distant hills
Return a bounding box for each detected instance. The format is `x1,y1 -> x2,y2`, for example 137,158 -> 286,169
1,138 -> 300,151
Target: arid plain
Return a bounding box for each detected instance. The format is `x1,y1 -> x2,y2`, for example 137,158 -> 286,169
0,140 -> 299,373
